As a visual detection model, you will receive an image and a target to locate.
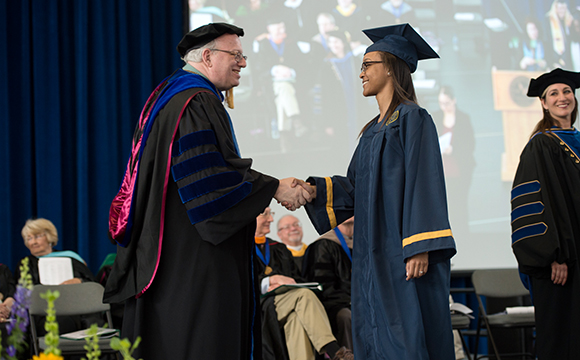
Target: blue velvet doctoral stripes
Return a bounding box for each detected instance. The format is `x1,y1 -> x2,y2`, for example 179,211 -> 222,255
173,130 -> 217,157
178,171 -> 243,203
511,202 -> 545,224
0,0 -> 184,273
172,152 -> 228,181
511,181 -> 541,201
512,223 -> 548,244
186,182 -> 253,225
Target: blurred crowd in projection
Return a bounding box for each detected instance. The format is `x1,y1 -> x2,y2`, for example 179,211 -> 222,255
187,0 -> 580,158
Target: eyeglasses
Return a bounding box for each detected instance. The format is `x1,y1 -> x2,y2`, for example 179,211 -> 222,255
278,222 -> 302,231
26,233 -> 46,241
360,61 -> 384,72
259,210 -> 275,217
210,49 -> 248,63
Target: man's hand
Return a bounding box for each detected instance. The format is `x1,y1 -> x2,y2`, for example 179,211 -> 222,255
267,275 -> 297,292
405,252 -> 429,281
551,261 -> 568,285
275,178 -> 315,211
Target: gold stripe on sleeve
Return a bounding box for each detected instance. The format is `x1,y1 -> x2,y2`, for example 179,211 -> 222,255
325,177 -> 337,229
402,229 -> 453,248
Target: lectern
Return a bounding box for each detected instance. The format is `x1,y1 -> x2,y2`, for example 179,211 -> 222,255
491,68 -> 543,181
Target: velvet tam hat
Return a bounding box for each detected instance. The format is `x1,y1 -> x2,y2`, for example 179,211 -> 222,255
177,23 -> 244,57
527,68 -> 580,97
362,23 -> 439,73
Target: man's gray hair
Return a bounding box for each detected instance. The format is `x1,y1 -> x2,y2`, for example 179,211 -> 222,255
182,39 -> 218,63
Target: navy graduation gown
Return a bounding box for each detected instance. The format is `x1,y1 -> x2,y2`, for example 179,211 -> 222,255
305,103 -> 456,360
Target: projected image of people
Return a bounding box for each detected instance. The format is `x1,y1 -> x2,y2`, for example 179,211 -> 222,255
432,86 -> 475,242
315,30 -> 361,154
519,18 -> 548,71
546,0 -> 579,70
252,18 -> 311,152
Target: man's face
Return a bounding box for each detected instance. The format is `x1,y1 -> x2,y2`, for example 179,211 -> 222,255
277,216 -> 303,246
206,34 -> 247,91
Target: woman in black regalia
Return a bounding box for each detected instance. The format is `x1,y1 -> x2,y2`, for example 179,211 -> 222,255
511,68 -> 580,359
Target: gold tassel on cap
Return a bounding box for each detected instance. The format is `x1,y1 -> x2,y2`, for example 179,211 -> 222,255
226,88 -> 234,109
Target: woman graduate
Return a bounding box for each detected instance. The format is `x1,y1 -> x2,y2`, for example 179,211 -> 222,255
511,68 -> 580,359
301,24 -> 456,359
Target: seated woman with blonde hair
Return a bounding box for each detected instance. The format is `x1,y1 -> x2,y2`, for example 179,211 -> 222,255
13,218 -> 95,285
13,218 -> 98,336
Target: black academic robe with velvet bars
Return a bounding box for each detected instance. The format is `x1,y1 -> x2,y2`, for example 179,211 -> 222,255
104,70 -> 278,360
511,129 -> 580,359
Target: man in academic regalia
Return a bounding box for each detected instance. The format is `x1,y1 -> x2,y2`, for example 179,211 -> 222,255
103,23 -> 312,360
277,214 -> 308,273
254,207 -> 352,360
303,217 -> 353,349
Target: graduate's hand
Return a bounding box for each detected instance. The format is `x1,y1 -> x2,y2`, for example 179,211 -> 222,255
275,178 -> 314,211
551,261 -> 568,285
405,252 -> 429,281
267,275 -> 297,292
296,180 -> 316,201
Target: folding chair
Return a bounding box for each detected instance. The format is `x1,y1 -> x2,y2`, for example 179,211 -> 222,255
471,269 -> 535,360
28,283 -> 120,358
451,312 -> 472,360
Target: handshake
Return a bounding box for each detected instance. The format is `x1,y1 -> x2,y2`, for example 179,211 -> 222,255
274,178 -> 316,211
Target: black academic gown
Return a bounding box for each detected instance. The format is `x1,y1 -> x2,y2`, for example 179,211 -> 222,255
255,238 -> 304,360
305,103 -> 456,360
104,71 -> 278,360
511,129 -> 580,360
0,264 -> 15,300
303,235 -> 351,332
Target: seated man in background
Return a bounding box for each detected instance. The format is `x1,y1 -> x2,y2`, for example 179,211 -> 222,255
303,217 -> 353,349
277,214 -> 308,273
255,207 -> 352,360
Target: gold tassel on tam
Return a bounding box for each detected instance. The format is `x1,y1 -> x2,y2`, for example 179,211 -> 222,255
225,88 -> 234,109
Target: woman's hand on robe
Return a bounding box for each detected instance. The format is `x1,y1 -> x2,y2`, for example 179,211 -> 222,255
405,252 -> 429,281
551,261 -> 568,285
60,277 -> 82,285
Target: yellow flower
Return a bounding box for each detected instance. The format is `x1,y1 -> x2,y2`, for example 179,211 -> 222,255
32,353 -> 64,360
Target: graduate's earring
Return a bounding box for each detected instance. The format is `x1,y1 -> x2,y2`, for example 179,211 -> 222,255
387,72 -> 390,75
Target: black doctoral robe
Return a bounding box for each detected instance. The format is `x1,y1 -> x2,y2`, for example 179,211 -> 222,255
255,238 -> 303,360
104,70 -> 278,360
303,234 -> 351,332
511,128 -> 580,359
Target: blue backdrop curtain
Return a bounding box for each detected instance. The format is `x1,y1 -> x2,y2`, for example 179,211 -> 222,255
0,0 -> 185,274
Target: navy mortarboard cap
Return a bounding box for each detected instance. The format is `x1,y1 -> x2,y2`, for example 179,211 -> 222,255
527,68 -> 580,97
362,23 -> 439,73
177,23 -> 244,57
